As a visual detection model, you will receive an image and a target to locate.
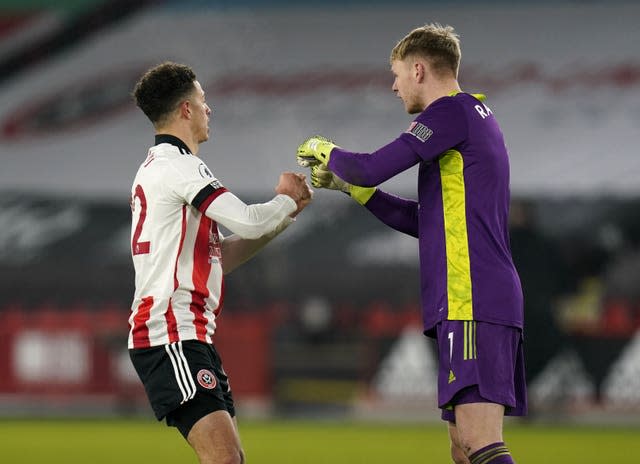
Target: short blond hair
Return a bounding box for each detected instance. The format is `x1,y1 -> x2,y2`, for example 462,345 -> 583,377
390,23 -> 461,77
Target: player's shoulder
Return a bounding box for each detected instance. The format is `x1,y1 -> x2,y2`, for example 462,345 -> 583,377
167,151 -> 216,178
449,92 -> 493,114
150,142 -> 183,158
418,93 -> 466,120
419,92 -> 492,123
427,92 -> 485,110
138,143 -> 180,172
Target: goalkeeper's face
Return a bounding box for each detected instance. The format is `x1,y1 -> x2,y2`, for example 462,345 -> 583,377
391,58 -> 424,115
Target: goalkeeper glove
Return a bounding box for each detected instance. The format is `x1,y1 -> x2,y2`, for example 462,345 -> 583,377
310,164 -> 376,206
296,135 -> 337,167
310,164 -> 349,192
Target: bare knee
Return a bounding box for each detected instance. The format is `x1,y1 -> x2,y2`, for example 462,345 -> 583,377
453,402 -> 504,455
197,449 -> 243,464
450,441 -> 470,464
448,422 -> 471,464
187,410 -> 244,464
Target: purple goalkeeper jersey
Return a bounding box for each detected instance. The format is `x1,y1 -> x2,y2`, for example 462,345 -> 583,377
327,92 -> 523,335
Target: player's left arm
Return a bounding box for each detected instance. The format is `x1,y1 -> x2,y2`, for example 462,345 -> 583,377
217,175 -> 312,274
219,215 -> 293,274
364,189 -> 419,237
310,164 -> 419,237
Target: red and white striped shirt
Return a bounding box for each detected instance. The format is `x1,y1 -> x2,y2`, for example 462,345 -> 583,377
128,135 -> 295,349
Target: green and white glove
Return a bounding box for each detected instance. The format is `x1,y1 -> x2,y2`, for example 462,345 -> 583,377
310,164 -> 376,206
309,163 -> 349,192
296,135 -> 337,167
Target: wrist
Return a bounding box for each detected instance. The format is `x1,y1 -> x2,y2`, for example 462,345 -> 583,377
276,193 -> 298,210
349,185 -> 376,205
319,144 -> 336,165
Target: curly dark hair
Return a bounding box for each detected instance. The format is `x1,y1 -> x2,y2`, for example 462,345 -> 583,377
133,62 -> 197,126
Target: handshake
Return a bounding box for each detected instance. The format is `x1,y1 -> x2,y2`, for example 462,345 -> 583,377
295,135 -> 375,205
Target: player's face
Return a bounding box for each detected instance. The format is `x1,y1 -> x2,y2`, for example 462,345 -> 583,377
391,59 -> 423,114
190,80 -> 211,143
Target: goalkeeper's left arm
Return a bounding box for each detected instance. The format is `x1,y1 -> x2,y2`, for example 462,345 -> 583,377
311,164 -> 419,237
309,164 -> 376,205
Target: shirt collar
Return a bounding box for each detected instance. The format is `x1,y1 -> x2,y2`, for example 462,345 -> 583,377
448,90 -> 487,102
155,134 -> 192,155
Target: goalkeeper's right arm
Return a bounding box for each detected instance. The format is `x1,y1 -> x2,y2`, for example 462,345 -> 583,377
310,165 -> 375,205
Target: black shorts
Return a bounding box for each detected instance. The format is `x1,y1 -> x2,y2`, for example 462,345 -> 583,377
129,340 -> 235,438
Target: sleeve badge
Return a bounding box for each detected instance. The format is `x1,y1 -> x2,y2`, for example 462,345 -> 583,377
406,121 -> 433,142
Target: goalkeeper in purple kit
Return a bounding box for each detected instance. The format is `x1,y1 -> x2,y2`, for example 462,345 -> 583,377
297,24 -> 526,464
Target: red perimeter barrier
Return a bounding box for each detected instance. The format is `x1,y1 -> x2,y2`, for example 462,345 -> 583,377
0,303 -> 421,406
0,304 -> 276,399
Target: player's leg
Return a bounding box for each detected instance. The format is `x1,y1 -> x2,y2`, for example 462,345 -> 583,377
436,321 -> 525,463
187,409 -> 243,464
232,417 -> 246,463
179,342 -> 244,463
130,340 -> 244,463
447,421 -> 471,464
453,401 -> 512,463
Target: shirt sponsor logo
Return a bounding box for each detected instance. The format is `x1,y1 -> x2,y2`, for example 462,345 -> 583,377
196,369 -> 217,390
406,121 -> 433,142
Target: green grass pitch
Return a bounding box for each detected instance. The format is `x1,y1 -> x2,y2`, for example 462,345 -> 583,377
1,418 -> 638,463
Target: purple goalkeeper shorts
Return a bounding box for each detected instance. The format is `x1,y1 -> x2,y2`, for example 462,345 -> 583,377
435,320 -> 527,423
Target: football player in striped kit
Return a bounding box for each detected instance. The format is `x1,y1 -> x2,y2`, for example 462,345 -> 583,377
297,24 -> 526,464
129,62 -> 311,464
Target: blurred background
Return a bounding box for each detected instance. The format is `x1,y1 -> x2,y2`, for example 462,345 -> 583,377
0,0 -> 639,430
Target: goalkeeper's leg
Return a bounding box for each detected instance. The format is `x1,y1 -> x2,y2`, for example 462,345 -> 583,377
448,403 -> 515,464
437,320 -> 525,463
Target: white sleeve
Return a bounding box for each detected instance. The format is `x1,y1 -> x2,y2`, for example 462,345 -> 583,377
205,191 -> 297,239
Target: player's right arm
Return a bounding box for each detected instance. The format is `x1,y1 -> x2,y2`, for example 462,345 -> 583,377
310,164 -> 419,237
168,157 -> 306,240
363,189 -> 419,238
203,191 -> 295,240
201,171 -> 310,240
203,172 -> 311,273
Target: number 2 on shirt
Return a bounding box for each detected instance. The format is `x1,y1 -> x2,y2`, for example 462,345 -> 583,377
132,184 -> 150,255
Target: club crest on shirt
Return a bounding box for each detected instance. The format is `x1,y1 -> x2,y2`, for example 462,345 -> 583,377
406,121 -> 433,142
196,369 -> 217,390
198,163 -> 214,179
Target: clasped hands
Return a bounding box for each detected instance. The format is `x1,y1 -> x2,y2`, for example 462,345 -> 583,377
275,172 -> 313,218
296,135 -> 376,205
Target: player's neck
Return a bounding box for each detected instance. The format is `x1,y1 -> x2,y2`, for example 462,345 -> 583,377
423,78 -> 461,109
154,125 -> 199,155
